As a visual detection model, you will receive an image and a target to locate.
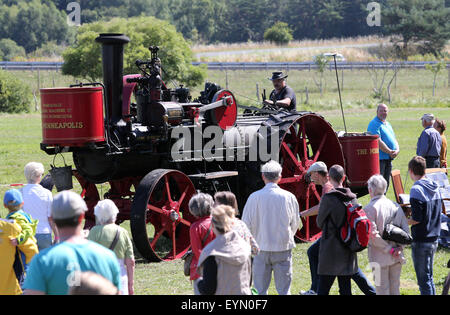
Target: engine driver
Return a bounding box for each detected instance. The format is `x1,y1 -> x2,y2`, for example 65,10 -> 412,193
263,72 -> 297,111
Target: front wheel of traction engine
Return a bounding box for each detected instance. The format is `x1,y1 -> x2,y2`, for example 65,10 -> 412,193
130,169 -> 197,262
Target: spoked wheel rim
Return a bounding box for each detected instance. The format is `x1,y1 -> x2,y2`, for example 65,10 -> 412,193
131,169 -> 197,262
278,114 -> 345,242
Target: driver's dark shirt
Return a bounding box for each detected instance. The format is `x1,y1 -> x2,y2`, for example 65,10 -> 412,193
270,85 -> 297,111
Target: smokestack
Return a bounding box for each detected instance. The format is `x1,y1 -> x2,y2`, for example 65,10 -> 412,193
95,33 -> 130,125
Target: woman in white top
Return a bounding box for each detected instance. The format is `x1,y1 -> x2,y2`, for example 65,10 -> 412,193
22,162 -> 57,250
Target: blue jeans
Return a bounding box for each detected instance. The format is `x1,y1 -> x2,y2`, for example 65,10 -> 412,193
352,269 -> 376,295
318,275 -> 352,295
35,233 -> 53,251
379,159 -> 393,192
307,237 -> 376,295
307,238 -> 320,292
425,157 -> 440,169
411,241 -> 438,295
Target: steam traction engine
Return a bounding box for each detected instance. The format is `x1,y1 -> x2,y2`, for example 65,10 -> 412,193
40,34 -> 380,262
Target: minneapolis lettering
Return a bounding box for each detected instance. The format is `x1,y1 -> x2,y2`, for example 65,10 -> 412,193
43,122 -> 84,129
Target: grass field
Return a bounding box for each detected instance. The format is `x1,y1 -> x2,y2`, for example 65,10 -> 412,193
192,36 -> 450,63
13,66 -> 449,114
0,105 -> 449,295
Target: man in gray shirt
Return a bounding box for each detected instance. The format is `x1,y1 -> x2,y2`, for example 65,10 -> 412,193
416,114 -> 442,168
263,72 -> 297,111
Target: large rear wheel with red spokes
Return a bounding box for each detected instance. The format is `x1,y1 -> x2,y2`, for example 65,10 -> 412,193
130,169 -> 197,262
278,113 -> 345,242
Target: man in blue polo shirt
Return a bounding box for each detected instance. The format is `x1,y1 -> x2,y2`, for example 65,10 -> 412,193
367,104 -> 400,192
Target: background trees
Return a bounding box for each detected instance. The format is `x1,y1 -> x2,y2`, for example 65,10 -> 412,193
382,0 -> 450,59
0,0 -> 447,60
62,16 -> 207,87
0,0 -> 74,55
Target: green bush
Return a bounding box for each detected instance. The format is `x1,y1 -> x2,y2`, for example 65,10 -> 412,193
0,38 -> 26,61
263,22 -> 293,45
29,41 -> 67,60
0,70 -> 32,113
62,16 -> 207,87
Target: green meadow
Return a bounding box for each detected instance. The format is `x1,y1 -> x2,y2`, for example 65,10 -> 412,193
0,68 -> 448,295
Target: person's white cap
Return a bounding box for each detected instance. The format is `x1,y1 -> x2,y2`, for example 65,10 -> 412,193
51,190 -> 87,220
421,113 -> 435,121
307,161 -> 328,174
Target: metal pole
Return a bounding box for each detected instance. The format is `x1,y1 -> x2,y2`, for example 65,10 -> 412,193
333,55 -> 347,134
225,69 -> 229,90
256,84 -> 260,102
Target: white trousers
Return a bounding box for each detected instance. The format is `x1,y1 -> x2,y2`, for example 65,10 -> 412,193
252,250 -> 292,295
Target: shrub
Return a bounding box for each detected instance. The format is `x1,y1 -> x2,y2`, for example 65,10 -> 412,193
29,41 -> 67,60
263,22 -> 293,45
0,39 -> 26,61
0,69 -> 32,113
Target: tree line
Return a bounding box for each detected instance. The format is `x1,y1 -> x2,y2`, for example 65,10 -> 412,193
0,0 -> 448,61
58,0 -> 380,43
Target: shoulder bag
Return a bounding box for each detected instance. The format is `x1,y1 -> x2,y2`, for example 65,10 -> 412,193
382,207 -> 412,245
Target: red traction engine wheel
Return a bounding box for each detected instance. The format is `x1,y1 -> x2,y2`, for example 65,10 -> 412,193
278,113 -> 345,242
130,169 -> 197,262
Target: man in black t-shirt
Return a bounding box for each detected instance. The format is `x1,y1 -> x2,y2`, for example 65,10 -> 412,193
263,72 -> 297,111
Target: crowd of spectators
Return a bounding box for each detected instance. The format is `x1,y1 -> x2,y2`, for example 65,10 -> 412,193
0,108 -> 447,295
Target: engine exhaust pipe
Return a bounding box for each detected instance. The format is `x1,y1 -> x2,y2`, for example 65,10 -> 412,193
95,33 -> 130,125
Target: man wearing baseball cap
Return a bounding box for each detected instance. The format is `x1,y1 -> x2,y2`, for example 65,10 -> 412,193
299,162 -> 333,295
417,113 -> 442,168
263,72 -> 297,111
300,163 -> 376,295
301,162 -> 333,219
23,191 -> 121,295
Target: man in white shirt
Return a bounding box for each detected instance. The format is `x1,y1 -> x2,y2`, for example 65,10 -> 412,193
22,162 -> 57,250
242,160 -> 301,295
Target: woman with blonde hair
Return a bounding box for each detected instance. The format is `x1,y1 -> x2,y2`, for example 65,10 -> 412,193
196,205 -> 252,295
214,191 -> 259,256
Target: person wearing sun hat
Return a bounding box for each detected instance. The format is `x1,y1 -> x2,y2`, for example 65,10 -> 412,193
417,113 -> 442,168
263,71 -> 297,111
